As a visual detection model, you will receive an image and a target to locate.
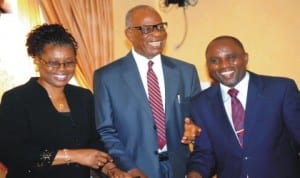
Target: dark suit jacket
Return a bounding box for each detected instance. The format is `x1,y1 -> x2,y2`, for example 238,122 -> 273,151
187,72 -> 300,178
93,52 -> 201,178
0,78 -> 104,178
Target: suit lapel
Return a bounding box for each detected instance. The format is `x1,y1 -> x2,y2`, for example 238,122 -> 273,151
64,86 -> 80,123
244,73 -> 264,145
207,73 -> 265,149
209,85 -> 242,148
161,57 -> 180,123
121,53 -> 153,116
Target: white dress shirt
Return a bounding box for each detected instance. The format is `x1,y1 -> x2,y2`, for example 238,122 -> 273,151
220,72 -> 249,139
132,48 -> 167,152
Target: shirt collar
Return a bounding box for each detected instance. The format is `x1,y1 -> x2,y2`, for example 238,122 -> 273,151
220,72 -> 250,100
131,48 -> 162,67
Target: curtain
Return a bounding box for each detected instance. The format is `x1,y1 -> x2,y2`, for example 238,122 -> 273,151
38,0 -> 114,91
18,0 -> 44,28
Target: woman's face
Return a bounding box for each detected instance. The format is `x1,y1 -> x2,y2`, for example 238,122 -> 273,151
35,44 -> 76,89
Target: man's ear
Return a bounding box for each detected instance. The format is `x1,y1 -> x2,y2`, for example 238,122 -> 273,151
125,28 -> 133,41
244,52 -> 249,65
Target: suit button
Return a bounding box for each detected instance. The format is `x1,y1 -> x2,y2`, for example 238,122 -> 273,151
153,125 -> 157,130
154,150 -> 158,155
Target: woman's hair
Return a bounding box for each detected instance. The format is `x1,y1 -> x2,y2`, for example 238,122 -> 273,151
26,23 -> 78,58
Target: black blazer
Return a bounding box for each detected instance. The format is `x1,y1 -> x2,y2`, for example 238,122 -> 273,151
0,78 -> 104,178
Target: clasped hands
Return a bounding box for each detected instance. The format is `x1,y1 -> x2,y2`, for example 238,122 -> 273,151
69,117 -> 200,178
103,117 -> 200,178
67,149 -> 132,178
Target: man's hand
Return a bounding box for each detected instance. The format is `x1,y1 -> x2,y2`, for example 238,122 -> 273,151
128,168 -> 148,178
108,167 -> 133,178
181,117 -> 201,144
187,171 -> 203,178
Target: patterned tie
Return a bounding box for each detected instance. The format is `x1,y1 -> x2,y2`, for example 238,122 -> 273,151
228,88 -> 245,147
147,61 -> 166,149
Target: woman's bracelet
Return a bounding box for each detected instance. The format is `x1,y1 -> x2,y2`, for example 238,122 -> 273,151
63,149 -> 71,165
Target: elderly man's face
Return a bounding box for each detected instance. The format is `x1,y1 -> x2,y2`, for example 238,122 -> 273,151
125,8 -> 167,59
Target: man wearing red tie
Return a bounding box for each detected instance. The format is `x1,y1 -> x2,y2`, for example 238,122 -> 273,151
187,35 -> 300,178
94,5 -> 201,178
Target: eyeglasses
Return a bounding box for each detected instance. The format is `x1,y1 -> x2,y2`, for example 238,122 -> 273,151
128,22 -> 168,34
39,58 -> 76,69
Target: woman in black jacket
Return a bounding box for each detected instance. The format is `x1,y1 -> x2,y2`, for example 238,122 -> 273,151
0,24 -> 131,178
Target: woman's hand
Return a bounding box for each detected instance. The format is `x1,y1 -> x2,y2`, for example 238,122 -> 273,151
67,149 -> 113,169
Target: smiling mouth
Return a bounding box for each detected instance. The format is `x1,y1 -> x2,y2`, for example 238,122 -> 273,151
54,74 -> 68,81
221,70 -> 234,77
149,41 -> 163,48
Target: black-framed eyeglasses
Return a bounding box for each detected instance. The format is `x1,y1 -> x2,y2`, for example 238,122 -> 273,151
128,22 -> 168,34
39,58 -> 76,69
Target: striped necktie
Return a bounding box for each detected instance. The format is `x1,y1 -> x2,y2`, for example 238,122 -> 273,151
147,60 -> 166,149
228,88 -> 245,147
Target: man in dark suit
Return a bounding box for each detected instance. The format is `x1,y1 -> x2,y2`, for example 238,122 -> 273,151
93,5 -> 201,178
187,35 -> 300,178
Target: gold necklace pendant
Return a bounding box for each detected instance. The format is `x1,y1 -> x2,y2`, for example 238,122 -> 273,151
49,96 -> 65,112
59,103 -> 64,111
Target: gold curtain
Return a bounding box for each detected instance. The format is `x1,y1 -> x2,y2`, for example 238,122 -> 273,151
18,0 -> 43,28
38,0 -> 114,91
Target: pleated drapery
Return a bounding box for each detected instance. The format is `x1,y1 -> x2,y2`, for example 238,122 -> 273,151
38,0 -> 114,90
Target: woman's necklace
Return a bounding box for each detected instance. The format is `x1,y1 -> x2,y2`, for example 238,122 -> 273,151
48,94 -> 67,112
37,79 -> 68,112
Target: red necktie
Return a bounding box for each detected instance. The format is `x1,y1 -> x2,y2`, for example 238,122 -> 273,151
228,88 -> 245,147
147,61 -> 166,149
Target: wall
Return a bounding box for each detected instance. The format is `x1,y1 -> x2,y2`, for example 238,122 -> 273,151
112,0 -> 300,87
